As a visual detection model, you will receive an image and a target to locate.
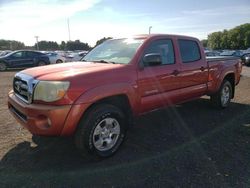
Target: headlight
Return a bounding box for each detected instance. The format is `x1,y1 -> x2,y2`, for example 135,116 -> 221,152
33,81 -> 70,102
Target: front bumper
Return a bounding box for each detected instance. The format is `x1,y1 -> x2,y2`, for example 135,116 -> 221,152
8,91 -> 90,136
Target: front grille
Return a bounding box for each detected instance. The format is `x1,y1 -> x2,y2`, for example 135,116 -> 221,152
13,73 -> 37,104
13,78 -> 29,101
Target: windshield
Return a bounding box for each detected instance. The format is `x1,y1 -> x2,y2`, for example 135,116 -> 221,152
83,38 -> 144,64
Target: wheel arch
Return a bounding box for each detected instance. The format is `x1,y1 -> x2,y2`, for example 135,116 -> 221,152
212,71 -> 235,98
78,94 -> 133,130
56,59 -> 63,63
61,83 -> 138,136
223,73 -> 235,98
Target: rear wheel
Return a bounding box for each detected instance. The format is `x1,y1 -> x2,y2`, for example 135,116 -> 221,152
211,80 -> 232,108
0,62 -> 7,71
56,59 -> 63,64
75,104 -> 127,158
38,61 -> 46,66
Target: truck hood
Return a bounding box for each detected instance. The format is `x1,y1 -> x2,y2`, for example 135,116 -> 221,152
21,61 -> 125,80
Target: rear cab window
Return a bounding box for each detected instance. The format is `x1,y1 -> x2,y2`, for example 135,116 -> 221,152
178,39 -> 201,63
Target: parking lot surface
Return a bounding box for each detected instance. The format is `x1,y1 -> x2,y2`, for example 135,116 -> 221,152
0,67 -> 250,187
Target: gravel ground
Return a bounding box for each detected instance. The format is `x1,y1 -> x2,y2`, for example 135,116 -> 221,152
0,67 -> 250,187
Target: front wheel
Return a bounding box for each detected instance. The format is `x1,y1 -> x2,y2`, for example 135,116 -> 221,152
211,80 -> 232,108
0,62 -> 7,71
75,104 -> 127,158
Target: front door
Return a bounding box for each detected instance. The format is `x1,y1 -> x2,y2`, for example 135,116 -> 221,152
137,39 -> 181,114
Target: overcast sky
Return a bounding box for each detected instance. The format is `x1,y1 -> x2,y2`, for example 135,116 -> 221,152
0,0 -> 249,47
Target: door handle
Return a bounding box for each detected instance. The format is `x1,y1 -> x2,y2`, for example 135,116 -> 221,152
171,70 -> 179,76
200,66 -> 205,71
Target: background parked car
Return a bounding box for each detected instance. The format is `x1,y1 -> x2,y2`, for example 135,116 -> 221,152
242,53 -> 250,66
220,50 -> 243,57
65,51 -> 88,62
54,51 -> 73,62
44,52 -> 66,64
0,50 -> 50,71
205,51 -> 220,57
0,50 -> 12,57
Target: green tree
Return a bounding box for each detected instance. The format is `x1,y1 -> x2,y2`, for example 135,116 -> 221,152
244,31 -> 250,48
221,30 -> 229,49
207,32 -> 223,50
201,39 -> 208,48
95,37 -> 112,47
207,23 -> 250,50
227,29 -> 239,49
60,41 -> 66,50
0,40 -> 25,50
66,40 -> 91,51
37,41 -> 59,51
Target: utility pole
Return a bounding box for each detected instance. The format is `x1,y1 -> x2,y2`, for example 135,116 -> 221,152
67,18 -> 71,41
149,26 -> 152,34
35,36 -> 39,50
10,41 -> 13,50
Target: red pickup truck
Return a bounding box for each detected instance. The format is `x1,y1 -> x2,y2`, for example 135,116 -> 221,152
8,34 -> 242,157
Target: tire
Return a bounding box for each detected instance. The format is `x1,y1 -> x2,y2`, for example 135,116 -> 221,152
75,104 -> 127,158
56,59 -> 63,64
210,80 -> 232,108
37,61 -> 46,66
0,62 -> 7,71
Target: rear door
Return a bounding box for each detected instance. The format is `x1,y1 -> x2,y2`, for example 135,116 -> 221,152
137,38 -> 182,113
177,39 -> 208,100
26,51 -> 41,67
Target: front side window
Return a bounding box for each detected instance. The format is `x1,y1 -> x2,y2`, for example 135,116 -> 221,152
143,39 -> 175,66
11,52 -> 24,58
83,38 -> 144,64
178,39 -> 201,63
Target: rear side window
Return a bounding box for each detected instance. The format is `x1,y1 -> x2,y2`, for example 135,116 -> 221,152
26,51 -> 41,57
144,39 -> 175,65
178,39 -> 201,63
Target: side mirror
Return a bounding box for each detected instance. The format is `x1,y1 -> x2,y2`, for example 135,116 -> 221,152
143,53 -> 162,67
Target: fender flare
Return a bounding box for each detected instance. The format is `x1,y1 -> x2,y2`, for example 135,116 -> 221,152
74,82 -> 139,115
215,69 -> 235,93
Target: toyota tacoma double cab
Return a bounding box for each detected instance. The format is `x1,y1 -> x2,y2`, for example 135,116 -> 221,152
8,34 -> 242,157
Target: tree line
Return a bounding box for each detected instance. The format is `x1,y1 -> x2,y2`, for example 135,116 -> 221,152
36,40 -> 91,51
0,37 -> 112,51
202,23 -> 250,50
1,23 -> 249,51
